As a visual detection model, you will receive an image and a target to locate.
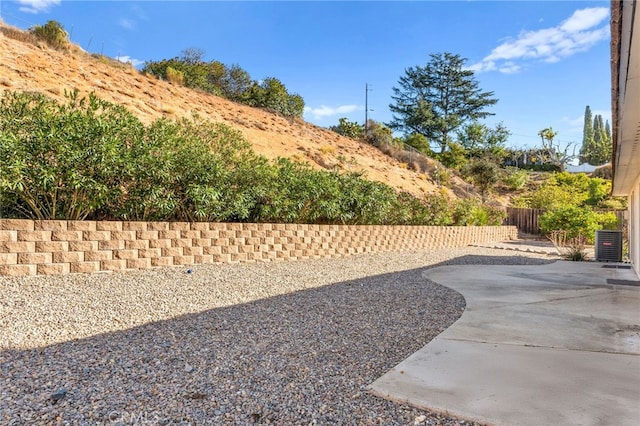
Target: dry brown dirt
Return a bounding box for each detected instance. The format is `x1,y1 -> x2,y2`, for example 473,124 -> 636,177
0,22 -> 478,200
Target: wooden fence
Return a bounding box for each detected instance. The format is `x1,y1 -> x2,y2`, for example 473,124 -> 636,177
504,208 -> 545,235
504,207 -> 626,236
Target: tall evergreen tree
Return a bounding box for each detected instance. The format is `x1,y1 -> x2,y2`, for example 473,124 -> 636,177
388,52 -> 498,153
579,105 -> 594,164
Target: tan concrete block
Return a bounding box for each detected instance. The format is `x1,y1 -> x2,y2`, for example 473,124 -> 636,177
227,223 -> 243,231
161,247 -> 183,257
213,238 -> 230,247
246,252 -> 263,261
212,253 -> 231,263
0,241 -> 35,253
67,221 -> 96,231
200,230 -> 219,239
218,230 -> 235,239
221,245 -> 239,254
183,246 -> 203,256
230,252 -> 247,262
136,230 -> 158,240
122,221 -> 148,231
0,230 -> 17,242
52,251 -> 84,263
96,221 -> 123,231
171,238 -> 192,248
194,254 -> 213,264
149,239 -> 171,249
0,264 -> 36,276
113,249 -> 137,260
0,219 -> 34,231
236,230 -> 252,238
83,231 -> 111,241
33,220 -> 67,231
138,248 -> 161,258
158,230 -> 180,239
111,231 -> 136,241
84,251 -> 113,261
173,255 -> 194,265
192,238 -> 212,247
125,239 -> 149,250
100,259 -> 126,271
151,257 -> 173,267
17,230 -> 52,242
169,222 -> 190,231
190,222 -> 209,231
35,241 -> 69,252
147,222 -> 169,231
37,263 -> 70,275
70,261 -> 100,274
180,230 -> 200,239
127,258 -> 151,270
17,252 -> 52,264
203,245 -> 222,255
69,240 -> 98,251
51,230 -> 83,241
0,253 -> 18,265
238,244 -> 255,254
98,240 -> 125,250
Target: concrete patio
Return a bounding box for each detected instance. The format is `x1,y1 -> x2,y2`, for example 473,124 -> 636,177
369,260 -> 640,426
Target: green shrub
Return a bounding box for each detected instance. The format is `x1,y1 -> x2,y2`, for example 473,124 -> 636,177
29,20 -> 69,50
451,198 -> 505,226
539,206 -> 602,243
502,167 -> 529,190
165,66 -> 185,85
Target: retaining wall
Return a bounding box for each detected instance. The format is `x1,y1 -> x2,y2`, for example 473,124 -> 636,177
0,219 -> 517,276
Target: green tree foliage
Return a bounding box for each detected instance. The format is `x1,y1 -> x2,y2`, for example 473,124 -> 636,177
514,171 -> 614,210
29,20 -> 69,50
579,105 -> 595,164
143,51 -> 304,117
0,90 -> 143,219
364,120 -> 394,147
463,157 -> 500,202
402,133 -> 432,154
535,127 -> 575,171
579,108 -> 612,165
388,52 -> 498,153
540,206 -> 618,243
330,117 -> 364,139
245,77 -> 305,117
456,121 -> 510,158
1,90 -> 505,227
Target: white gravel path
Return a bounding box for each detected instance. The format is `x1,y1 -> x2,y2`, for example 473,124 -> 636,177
0,246 -> 557,425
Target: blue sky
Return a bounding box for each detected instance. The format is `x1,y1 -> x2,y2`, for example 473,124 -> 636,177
1,1 -> 612,150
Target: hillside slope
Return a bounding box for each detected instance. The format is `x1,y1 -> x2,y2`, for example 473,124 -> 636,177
0,22 -> 476,199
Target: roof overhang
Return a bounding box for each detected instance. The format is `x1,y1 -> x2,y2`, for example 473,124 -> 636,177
612,0 -> 640,196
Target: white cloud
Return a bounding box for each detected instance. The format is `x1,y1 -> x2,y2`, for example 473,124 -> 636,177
116,55 -> 144,68
562,109 -> 612,134
17,0 -> 60,14
469,7 -> 609,74
118,18 -> 135,30
303,104 -> 360,119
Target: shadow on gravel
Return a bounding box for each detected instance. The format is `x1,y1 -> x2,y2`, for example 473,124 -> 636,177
0,255 -> 553,425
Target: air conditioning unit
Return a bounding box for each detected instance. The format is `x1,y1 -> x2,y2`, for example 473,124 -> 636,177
595,230 -> 623,262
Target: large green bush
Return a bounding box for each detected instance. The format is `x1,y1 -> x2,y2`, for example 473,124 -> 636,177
29,20 -> 69,50
0,90 -> 506,226
539,206 -> 618,243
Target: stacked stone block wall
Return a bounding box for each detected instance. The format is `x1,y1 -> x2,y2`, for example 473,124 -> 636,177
0,219 -> 517,276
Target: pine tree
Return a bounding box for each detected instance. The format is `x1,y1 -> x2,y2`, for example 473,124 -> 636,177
579,105 -> 595,164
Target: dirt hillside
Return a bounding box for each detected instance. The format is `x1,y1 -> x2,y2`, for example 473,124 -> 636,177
0,22 -> 477,199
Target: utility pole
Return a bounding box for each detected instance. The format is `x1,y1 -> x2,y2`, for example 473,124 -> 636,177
365,83 -> 373,138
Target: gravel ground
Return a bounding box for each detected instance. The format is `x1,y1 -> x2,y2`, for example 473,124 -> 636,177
0,246 -> 557,425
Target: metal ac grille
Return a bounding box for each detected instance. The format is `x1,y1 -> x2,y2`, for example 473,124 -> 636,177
595,230 -> 623,262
